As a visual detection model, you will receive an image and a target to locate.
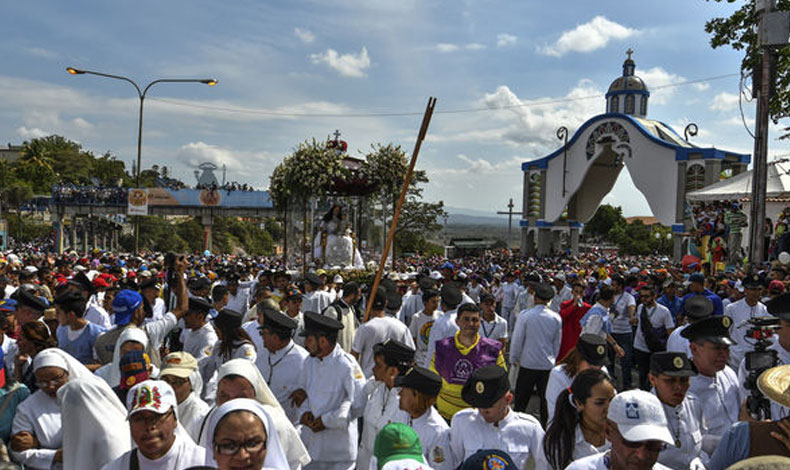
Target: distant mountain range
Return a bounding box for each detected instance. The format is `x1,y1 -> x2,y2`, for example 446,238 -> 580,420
444,206 -> 511,226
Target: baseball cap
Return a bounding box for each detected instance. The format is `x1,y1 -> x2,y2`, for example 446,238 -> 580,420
126,380 -> 177,417
119,350 -> 151,390
458,449 -> 517,470
160,352 -> 199,379
0,299 -> 17,313
607,390 -> 673,445
374,423 -> 425,469
113,290 -> 143,326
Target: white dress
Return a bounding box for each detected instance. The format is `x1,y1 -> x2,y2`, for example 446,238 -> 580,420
11,390 -> 62,470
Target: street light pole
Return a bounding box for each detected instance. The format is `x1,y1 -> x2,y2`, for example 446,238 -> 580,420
66,67 -> 217,251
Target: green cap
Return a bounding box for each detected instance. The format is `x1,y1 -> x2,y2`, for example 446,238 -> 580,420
374,423 -> 425,469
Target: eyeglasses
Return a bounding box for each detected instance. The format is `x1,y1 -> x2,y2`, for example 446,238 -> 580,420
161,375 -> 188,388
130,410 -> 173,428
35,372 -> 68,389
214,438 -> 266,456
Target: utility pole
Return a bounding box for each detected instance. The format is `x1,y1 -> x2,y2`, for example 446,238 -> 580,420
748,0 -> 789,268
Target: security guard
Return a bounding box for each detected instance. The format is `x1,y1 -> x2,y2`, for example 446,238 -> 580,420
14,288 -> 49,326
648,351 -> 706,470
256,306 -> 308,424
357,340 -> 415,470
290,312 -> 360,470
393,366 -> 452,470
449,365 -> 547,470
682,314 -> 740,454
666,295 -> 714,359
726,274 -> 770,369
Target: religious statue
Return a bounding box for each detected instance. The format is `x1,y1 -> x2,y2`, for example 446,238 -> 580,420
314,204 -> 364,268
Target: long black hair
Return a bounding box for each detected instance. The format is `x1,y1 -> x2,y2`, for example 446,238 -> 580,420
322,204 -> 344,222
543,369 -> 612,470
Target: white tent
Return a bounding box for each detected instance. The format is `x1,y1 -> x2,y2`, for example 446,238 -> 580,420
686,158 -> 790,201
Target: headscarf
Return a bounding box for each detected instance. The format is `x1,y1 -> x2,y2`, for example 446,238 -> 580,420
34,348 -> 95,381
57,377 -> 131,470
94,327 -> 149,388
203,359 -> 310,469
206,398 -> 289,470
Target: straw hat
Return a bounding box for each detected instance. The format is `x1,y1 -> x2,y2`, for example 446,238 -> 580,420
727,455 -> 790,470
757,364 -> 790,408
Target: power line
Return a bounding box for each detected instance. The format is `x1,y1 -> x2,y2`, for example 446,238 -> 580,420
147,72 -> 741,119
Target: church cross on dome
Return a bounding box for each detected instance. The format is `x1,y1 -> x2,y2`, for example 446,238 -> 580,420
626,48 -> 634,60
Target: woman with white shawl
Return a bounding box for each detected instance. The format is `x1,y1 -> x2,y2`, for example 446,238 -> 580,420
57,377 -> 131,469
94,327 -> 157,388
10,348 -> 95,469
206,398 -> 289,470
198,359 -> 310,470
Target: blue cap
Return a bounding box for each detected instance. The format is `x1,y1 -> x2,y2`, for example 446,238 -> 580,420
459,449 -> 517,470
113,290 -> 143,326
0,299 -> 17,312
441,261 -> 454,271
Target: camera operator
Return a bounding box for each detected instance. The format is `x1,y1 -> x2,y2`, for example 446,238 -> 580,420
736,293 -> 790,420
725,274 -> 770,369
682,315 -> 740,455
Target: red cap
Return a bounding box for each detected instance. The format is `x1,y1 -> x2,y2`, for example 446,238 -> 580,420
93,277 -> 110,288
769,280 -> 785,293
127,271 -> 137,278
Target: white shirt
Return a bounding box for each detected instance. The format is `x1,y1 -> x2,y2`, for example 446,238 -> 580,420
550,284 -> 573,313
688,366 -> 741,438
256,340 -> 309,424
501,282 -> 519,309
566,452 -> 672,470
352,315 -> 415,378
666,324 -> 692,359
298,343 -> 361,463
449,408 -> 546,470
510,304 -> 562,370
409,309 -> 440,367
725,298 -> 770,368
357,381 -> 402,470
225,289 -> 250,313
178,392 -> 211,443
2,335 -> 17,376
180,321 -> 218,362
302,289 -> 333,314
633,303 -> 674,353
11,390 -> 61,470
573,425 -> 610,461
242,319 -> 265,353
655,392 -> 705,470
545,364 -> 611,423
479,314 -> 508,344
399,290 -> 425,327
425,310 -> 458,368
611,291 -> 636,334
514,287 -> 534,317
392,406 -> 452,470
101,433 -> 207,470
85,304 -> 112,330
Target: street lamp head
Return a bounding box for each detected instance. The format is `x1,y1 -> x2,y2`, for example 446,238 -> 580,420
66,67 -> 85,75
203,79 -> 218,86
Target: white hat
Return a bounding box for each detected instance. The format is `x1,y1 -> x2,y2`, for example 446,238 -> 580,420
24,266 -> 38,273
607,390 -> 673,445
125,380 -> 177,417
333,274 -> 344,284
429,270 -> 442,280
555,273 -> 566,282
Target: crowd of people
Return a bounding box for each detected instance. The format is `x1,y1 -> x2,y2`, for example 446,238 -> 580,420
0,248 -> 789,469
195,182 -> 255,193
51,185 -> 127,206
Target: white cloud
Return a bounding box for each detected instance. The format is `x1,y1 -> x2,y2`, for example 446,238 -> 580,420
436,43 -> 459,53
637,66 -> 683,105
710,92 -> 740,112
693,82 -> 710,91
26,47 -> 56,59
465,43 -> 486,51
539,16 -> 638,57
434,42 -> 488,53
294,27 -> 315,44
497,34 -> 517,48
310,47 -> 371,78
16,126 -> 48,139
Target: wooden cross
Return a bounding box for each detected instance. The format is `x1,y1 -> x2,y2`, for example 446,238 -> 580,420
497,198 -> 519,244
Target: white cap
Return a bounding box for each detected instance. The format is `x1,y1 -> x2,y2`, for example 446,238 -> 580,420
429,270 -> 442,280
126,380 -> 177,417
555,273 -> 566,282
24,266 -> 38,273
333,274 -> 344,284
607,390 -> 673,445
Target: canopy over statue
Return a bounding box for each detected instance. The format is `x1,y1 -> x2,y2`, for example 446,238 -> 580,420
520,51 -> 750,260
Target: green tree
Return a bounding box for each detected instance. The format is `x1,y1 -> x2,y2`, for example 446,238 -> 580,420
584,204 -> 626,239
704,0 -> 790,127
1,183 -> 34,240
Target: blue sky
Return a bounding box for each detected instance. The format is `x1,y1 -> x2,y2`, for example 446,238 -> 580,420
0,0 -> 778,217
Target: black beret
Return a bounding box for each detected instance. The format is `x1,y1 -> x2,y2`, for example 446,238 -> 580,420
54,290 -> 83,307
394,366 -> 442,397
262,308 -> 298,331
458,449 -> 517,470
681,315 -> 736,345
187,297 -> 212,314
684,295 -> 714,320
189,277 -> 211,291
650,351 -> 696,377
214,308 -> 244,328
373,339 -> 415,367
301,311 -> 343,336
533,283 -> 555,301
461,365 -> 509,408
306,273 -> 323,287
140,278 -> 160,291
576,334 -> 610,367
440,284 -> 462,309
15,288 -> 50,311
743,274 -> 763,290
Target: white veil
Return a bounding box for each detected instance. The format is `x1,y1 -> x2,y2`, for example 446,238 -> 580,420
202,359 -> 310,469
57,377 -> 131,470
94,327 -> 149,388
206,398 -> 289,470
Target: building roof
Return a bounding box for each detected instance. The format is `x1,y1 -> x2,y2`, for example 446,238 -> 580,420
625,216 -> 659,226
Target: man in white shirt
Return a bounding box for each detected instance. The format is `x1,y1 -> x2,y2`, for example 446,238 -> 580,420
352,287 -> 414,378
610,275 -> 637,390
549,273 -> 573,313
256,307 -> 309,424
224,275 -> 250,313
478,293 -> 507,349
409,289 -> 441,367
179,297 -> 218,362
101,380 -> 207,470
725,274 -> 770,369
500,272 -> 519,328
302,273 -> 333,315
632,285 -> 674,390
510,283 -> 561,427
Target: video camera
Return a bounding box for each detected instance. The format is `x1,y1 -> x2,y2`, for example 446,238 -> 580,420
743,316 -> 780,420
